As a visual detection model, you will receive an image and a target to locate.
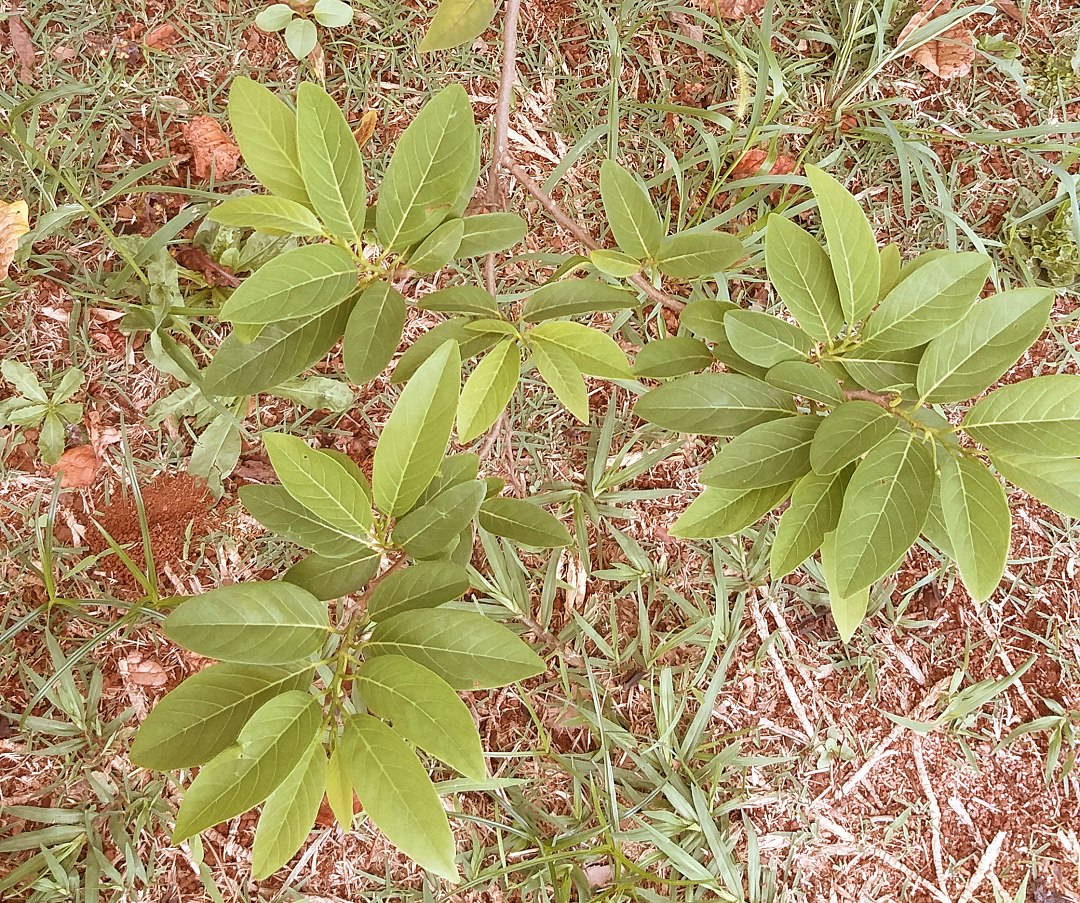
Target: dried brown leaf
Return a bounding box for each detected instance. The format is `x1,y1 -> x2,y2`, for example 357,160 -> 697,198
692,0 -> 765,20
144,22 -> 180,51
0,200 -> 30,281
52,445 -> 100,488
897,5 -> 975,80
352,109 -> 378,149
8,15 -> 36,83
128,657 -> 168,687
182,116 -> 241,180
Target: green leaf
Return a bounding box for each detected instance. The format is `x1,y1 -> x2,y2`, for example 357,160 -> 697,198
172,691 -> 322,842
670,484 -> 791,539
599,160 -> 663,259
284,552 -> 380,601
276,375 -> 354,412
38,413 -> 65,466
414,452 -> 480,507
255,4 -> 294,31
878,244 -> 902,300
992,454 -> 1080,518
917,288 -> 1055,403
228,78 -> 309,205
252,739 -> 327,879
240,484 -> 369,559
805,164 -> 880,324
522,278 -> 636,323
297,82 -> 367,245
678,298 -> 767,378
325,745 -> 354,830
220,244 -> 357,325
589,249 -> 642,278
529,321 -> 631,378
209,196 -> 324,237
284,17 -> 317,57
163,581 -> 330,664
51,367 -> 84,404
963,375 -> 1080,457
312,0 -> 354,27
833,431 -> 935,595
464,317 -> 518,338
130,662 -> 311,769
810,401 -> 899,474
938,454 -> 1010,602
367,561 -> 471,621
840,344 -> 924,393
458,340 -> 521,443
656,231 -> 743,279
188,412 -> 242,498
765,360 -> 842,405
373,341 -> 461,516
771,467 -> 850,578
1,360 -> 46,402
343,281 -> 406,383
356,656 -> 485,779
763,214 -> 843,342
532,341 -> 588,422
341,715 -> 457,878
419,0 -> 496,51
264,433 -> 373,541
203,301 -> 351,396
634,336 -> 713,378
417,285 -> 499,317
634,373 -> 796,437
860,253 -> 990,353
391,318 -> 497,383
725,310 -> 813,368
455,213 -> 527,257
700,414 -> 820,489
407,218 -> 465,274
367,609 -> 546,689
478,497 -> 572,547
394,480 -> 485,559
922,486 -> 954,557
820,531 -> 869,643
376,85 -> 477,251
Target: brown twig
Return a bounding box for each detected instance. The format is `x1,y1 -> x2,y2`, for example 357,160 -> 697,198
842,387 -> 897,407
488,0 -> 522,206
341,553 -> 407,626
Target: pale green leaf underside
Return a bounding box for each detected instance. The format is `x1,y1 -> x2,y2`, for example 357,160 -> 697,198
992,453 -> 1080,519
700,414 -> 820,489
764,214 -> 843,341
600,159 -> 664,259
771,467 -> 849,578
635,373 -> 796,437
458,340 -> 521,443
366,561 -> 471,621
477,496 -> 572,547
228,77 -> 309,205
419,0 -> 496,52
670,483 -> 791,539
821,530 -> 869,642
963,375 -> 1080,457
939,454 -> 1010,602
252,739 -> 327,879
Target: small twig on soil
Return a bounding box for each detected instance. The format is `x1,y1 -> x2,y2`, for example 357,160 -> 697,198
956,831 -> 1005,903
751,594 -> 815,740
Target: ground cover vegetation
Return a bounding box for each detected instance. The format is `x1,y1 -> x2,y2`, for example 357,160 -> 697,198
2,0 -> 1079,901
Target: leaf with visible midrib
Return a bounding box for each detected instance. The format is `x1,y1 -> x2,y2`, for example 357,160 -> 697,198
458,340 -> 521,443
172,691 -> 322,842
356,655 -> 485,779
806,165 -> 879,324
533,340 -> 588,423
820,531 -> 869,642
366,561 -> 471,621
764,214 -> 843,342
240,484 -> 369,559
209,196 -> 324,237
600,160 -> 663,259
220,244 -> 358,325
963,375 -> 1080,457
373,341 -> 461,516
522,279 -> 636,323
832,431 -> 935,595
251,739 -> 327,879
810,401 -> 899,474
366,608 -> 546,689
670,483 -> 791,539
343,281 -> 406,384
938,454 -> 1010,602
163,581 -> 329,664
700,415 -> 820,489
917,288 -> 1054,403
130,662 -> 311,769
203,301 -> 351,397
419,0 -> 496,52
341,715 -> 457,878
393,479 -> 485,559
771,467 -> 850,578
264,433 -> 373,542
992,454 -> 1080,519
297,82 -> 367,244
228,78 -> 310,206
656,231 -> 743,279
634,373 -> 796,437
376,85 -> 477,251
477,496 -> 572,547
